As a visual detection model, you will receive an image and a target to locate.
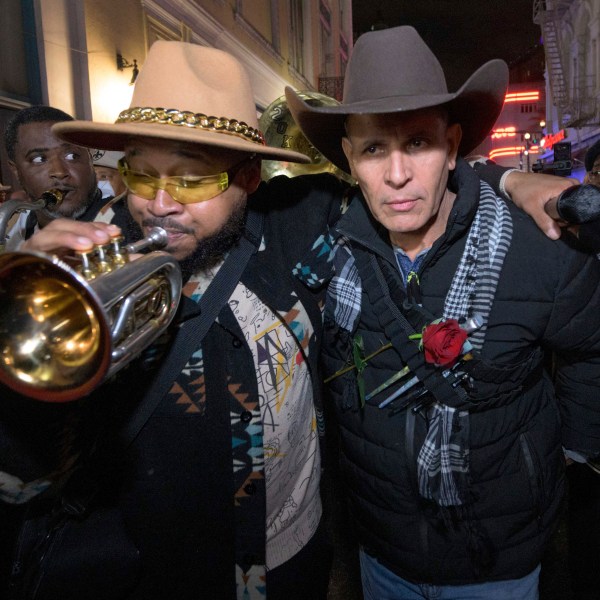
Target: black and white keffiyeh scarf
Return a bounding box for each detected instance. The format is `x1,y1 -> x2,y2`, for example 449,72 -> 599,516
416,181 -> 513,507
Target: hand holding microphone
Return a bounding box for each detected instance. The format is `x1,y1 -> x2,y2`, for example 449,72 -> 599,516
544,184 -> 600,252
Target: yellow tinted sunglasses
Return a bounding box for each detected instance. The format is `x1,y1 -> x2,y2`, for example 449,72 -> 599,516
117,155 -> 254,204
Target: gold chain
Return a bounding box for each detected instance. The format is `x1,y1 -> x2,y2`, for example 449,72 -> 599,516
116,107 -> 266,146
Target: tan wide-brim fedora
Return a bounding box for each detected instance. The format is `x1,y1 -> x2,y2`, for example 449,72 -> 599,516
54,41 -> 309,164
286,26 -> 508,175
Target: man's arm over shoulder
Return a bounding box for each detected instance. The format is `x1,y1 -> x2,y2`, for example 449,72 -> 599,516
260,172 -> 347,228
470,157 -> 577,240
257,173 -> 349,289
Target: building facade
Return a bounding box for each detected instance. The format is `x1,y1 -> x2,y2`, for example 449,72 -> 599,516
533,0 -> 600,181
474,80 -> 547,170
472,0 -> 600,179
0,0 -> 352,190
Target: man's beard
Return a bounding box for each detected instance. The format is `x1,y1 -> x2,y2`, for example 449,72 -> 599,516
137,202 -> 247,279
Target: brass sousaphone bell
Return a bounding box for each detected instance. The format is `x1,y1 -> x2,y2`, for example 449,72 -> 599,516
0,190 -> 182,402
259,91 -> 353,182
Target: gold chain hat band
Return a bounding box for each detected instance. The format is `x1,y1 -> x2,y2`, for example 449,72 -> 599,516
116,107 -> 266,146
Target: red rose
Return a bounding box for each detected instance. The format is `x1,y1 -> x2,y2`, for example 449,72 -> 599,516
422,319 -> 468,367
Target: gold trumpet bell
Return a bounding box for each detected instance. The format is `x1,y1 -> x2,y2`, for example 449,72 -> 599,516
0,252 -> 111,402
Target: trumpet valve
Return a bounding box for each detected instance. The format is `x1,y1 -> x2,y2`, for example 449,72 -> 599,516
76,248 -> 99,280
109,234 -> 129,267
94,244 -> 114,274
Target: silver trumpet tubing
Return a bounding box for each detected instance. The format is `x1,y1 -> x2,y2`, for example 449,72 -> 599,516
0,198 -> 182,402
0,188 -> 64,252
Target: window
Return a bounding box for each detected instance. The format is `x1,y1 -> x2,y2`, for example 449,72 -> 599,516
520,104 -> 537,113
290,0 -> 304,73
319,0 -> 333,75
0,0 -> 41,104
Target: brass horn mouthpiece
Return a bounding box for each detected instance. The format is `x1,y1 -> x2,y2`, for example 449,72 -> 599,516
125,227 -> 168,254
40,188 -> 64,209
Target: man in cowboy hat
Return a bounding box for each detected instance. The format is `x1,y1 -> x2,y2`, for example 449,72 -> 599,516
2,105 -> 132,250
286,25 -> 600,599
0,36 -> 580,600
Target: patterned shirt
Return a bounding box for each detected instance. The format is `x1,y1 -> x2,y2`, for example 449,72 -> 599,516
184,264 -> 321,598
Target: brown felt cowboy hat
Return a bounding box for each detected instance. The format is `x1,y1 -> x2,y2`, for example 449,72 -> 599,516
54,41 -> 309,164
286,26 -> 508,175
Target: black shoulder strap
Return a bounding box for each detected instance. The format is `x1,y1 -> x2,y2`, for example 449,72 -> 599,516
352,244 -> 468,407
118,209 -> 264,448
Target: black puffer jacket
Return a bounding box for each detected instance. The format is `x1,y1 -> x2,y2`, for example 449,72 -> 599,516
322,160 -> 600,584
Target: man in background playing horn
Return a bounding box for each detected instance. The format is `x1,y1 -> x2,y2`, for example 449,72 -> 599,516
2,105 -> 134,250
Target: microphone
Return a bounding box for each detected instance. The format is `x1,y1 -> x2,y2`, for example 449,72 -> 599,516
544,184 -> 600,252
544,184 -> 600,224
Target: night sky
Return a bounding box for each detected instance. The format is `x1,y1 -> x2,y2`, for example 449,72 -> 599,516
352,1 -> 542,89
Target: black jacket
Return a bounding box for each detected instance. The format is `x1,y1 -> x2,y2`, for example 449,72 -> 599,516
0,174 -> 343,599
322,159 -> 600,584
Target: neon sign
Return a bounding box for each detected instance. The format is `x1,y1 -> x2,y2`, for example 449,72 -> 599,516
489,145 -> 540,160
540,129 -> 566,150
491,127 -> 517,139
504,91 -> 540,103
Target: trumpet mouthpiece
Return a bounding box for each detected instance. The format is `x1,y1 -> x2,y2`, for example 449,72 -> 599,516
124,227 -> 169,254
146,227 -> 168,248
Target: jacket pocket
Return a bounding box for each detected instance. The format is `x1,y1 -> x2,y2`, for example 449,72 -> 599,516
519,432 -> 544,529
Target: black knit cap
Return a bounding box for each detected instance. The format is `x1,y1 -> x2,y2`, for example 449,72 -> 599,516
585,139 -> 600,172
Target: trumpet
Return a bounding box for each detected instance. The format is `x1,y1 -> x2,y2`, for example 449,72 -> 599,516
0,193 -> 182,402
